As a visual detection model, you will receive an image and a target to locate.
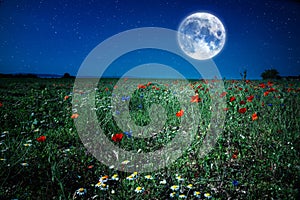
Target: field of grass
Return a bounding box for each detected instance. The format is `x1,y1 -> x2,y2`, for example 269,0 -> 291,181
0,78 -> 299,199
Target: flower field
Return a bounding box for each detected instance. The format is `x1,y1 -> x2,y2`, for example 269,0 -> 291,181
0,78 -> 299,199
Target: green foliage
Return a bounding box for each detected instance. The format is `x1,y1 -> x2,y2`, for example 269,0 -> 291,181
261,69 -> 280,80
0,78 -> 299,199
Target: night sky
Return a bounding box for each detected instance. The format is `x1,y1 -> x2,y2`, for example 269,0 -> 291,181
0,0 -> 299,79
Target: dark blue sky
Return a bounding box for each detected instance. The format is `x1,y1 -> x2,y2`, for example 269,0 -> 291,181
0,0 -> 299,79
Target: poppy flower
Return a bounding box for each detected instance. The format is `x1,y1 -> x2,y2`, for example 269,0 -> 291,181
105,87 -> 109,91
220,91 -> 227,98
112,133 -> 124,142
268,88 -> 276,92
252,113 -> 258,121
229,96 -> 236,102
239,100 -> 246,105
264,91 -> 269,96
176,109 -> 184,117
238,107 -> 247,114
267,81 -> 273,87
71,113 -> 79,119
138,84 -> 146,89
36,135 -> 46,142
232,150 -> 238,159
64,95 -> 70,101
191,94 -> 201,103
247,95 -> 254,102
223,107 -> 229,111
259,83 -> 266,88
0,102 -> 2,107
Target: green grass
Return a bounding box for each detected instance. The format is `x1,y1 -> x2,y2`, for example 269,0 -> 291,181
0,78 -> 299,199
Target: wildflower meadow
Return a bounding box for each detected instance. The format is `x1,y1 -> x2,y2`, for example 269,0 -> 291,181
0,77 -> 299,199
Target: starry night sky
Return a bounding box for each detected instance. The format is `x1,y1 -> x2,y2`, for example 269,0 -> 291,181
0,0 -> 299,79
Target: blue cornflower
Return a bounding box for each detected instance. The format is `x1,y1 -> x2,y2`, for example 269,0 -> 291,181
138,104 -> 143,109
268,103 -> 273,106
124,130 -> 132,138
121,96 -> 130,102
232,180 -> 239,186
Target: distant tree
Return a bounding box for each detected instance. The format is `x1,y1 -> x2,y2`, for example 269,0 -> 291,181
261,69 -> 280,80
62,73 -> 71,78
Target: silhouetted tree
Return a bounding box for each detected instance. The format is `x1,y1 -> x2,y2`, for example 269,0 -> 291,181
261,69 -> 280,80
62,73 -> 71,78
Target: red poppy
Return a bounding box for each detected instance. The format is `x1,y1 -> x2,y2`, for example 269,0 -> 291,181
238,107 -> 247,114
239,100 -> 246,105
244,88 -> 248,92
259,83 -> 266,88
232,150 -> 238,159
238,87 -> 243,91
264,91 -> 269,96
245,80 -> 250,84
147,82 -> 152,86
247,95 -> 254,102
36,135 -> 46,142
220,91 -> 227,98
267,81 -> 273,87
88,165 -> 94,169
176,109 -> 184,117
105,87 -> 109,91
112,133 -> 124,142
229,96 -> 236,102
138,84 -> 146,89
0,102 -> 2,107
252,113 -> 258,121
64,96 -> 70,101
71,113 -> 79,119
223,107 -> 229,111
268,88 -> 276,92
191,94 -> 201,103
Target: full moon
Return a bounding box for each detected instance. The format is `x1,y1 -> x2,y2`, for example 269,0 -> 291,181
177,12 -> 226,60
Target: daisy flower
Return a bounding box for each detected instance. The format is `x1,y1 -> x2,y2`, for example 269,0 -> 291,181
186,184 -> 193,189
99,175 -> 108,183
23,143 -> 32,147
170,185 -> 179,191
194,191 -> 201,198
159,179 -> 167,184
144,175 -> 153,180
95,182 -> 108,190
111,174 -> 119,181
204,192 -> 212,199
121,160 -> 130,165
126,175 -> 135,181
176,175 -> 184,182
20,163 -> 29,166
76,188 -> 87,196
170,192 -> 176,198
134,186 -> 144,193
179,194 -> 187,198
